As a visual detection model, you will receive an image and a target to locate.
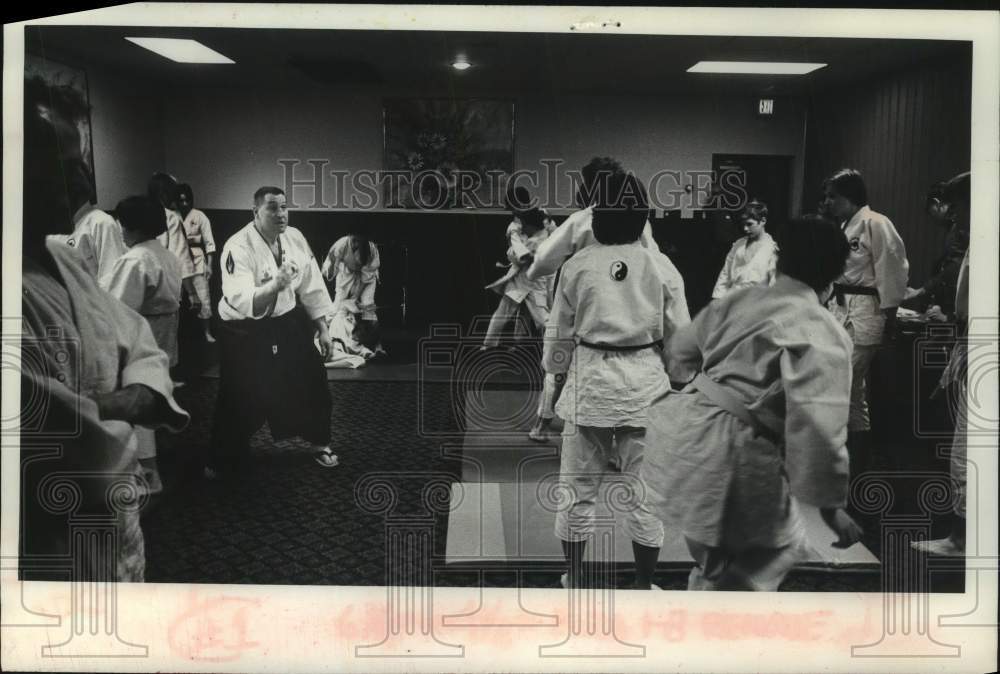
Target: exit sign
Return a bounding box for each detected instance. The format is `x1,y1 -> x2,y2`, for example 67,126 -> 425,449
758,98 -> 775,116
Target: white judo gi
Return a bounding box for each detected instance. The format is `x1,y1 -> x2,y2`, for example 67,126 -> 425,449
56,203 -> 127,279
526,206 -> 657,281
101,239 -> 183,365
832,205 -> 909,431
483,219 -> 557,346
212,223 -> 334,472
22,238 -> 189,581
181,207 -> 216,319
322,235 -> 380,322
219,223 -> 333,322
100,239 -> 184,465
642,275 -> 853,590
157,208 -> 198,288
711,232 -> 778,299
526,207 -> 661,422
543,241 -> 690,548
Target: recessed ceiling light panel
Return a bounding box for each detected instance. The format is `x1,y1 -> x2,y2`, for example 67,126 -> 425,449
125,37 -> 235,64
688,61 -> 826,75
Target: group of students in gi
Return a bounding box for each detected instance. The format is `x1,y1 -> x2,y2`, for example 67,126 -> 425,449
50,170 -> 217,497
478,154 -> 973,590
22,76 -> 191,581
23,68 -> 971,587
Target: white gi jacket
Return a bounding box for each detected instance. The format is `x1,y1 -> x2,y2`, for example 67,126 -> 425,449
181,208 -> 216,276
525,206 -> 658,281
219,222 -> 334,322
57,203 -> 127,279
100,239 -> 183,365
833,206 -> 909,345
486,219 -> 556,306
642,275 -> 853,550
322,235 -> 380,319
543,241 -> 690,427
22,239 -> 190,578
712,232 -> 778,299
157,208 -> 197,280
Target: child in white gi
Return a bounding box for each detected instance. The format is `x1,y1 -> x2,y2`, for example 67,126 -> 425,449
175,183 -> 217,343
544,173 -> 690,590
149,173 -> 200,315
526,159 -> 662,445
712,199 -> 778,299
100,196 -> 183,495
322,233 -> 385,356
641,215 -> 863,591
482,196 -> 556,350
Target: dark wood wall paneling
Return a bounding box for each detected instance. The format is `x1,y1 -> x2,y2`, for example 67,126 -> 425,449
203,209 -> 542,335
803,52 -> 972,285
200,209 -> 733,334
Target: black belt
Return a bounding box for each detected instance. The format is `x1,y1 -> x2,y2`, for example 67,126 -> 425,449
833,283 -> 879,306
577,339 -> 661,352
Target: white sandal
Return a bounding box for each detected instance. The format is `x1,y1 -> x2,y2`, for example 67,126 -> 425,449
314,448 -> 340,468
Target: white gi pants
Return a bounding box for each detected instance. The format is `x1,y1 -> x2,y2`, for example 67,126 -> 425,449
483,295 -> 548,347
838,294 -> 885,432
849,344 -> 879,432
191,274 -> 212,320
335,272 -> 378,322
554,423 -> 664,548
537,374 -> 558,419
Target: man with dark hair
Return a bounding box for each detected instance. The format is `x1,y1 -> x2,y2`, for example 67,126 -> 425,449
904,178 -> 970,321
209,186 -> 338,478
641,215 -> 862,591
545,172 -> 689,590
30,79 -> 127,279
526,157 -> 659,281
20,77 -> 189,581
820,168 -> 909,475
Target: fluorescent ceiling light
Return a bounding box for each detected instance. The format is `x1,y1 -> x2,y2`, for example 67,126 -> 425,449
125,37 -> 234,64
452,58 -> 471,71
688,61 -> 826,75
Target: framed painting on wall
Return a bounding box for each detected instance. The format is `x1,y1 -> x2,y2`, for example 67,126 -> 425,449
25,53 -> 96,203
383,98 -> 515,209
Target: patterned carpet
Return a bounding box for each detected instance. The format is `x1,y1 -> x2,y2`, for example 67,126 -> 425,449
142,370 -> 961,592
144,378 -> 462,585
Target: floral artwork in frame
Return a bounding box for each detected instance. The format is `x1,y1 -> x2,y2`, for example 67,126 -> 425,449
383,98 -> 515,209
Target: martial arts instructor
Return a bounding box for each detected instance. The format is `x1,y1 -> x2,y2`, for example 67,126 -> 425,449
208,186 -> 338,478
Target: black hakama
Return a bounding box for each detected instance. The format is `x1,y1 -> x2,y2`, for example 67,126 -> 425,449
210,307 -> 331,473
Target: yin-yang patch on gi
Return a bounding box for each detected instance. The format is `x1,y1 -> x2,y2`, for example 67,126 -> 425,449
849,236 -> 861,252
610,261 -> 629,281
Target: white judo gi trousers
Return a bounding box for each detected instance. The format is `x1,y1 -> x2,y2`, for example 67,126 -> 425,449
554,422 -> 664,548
